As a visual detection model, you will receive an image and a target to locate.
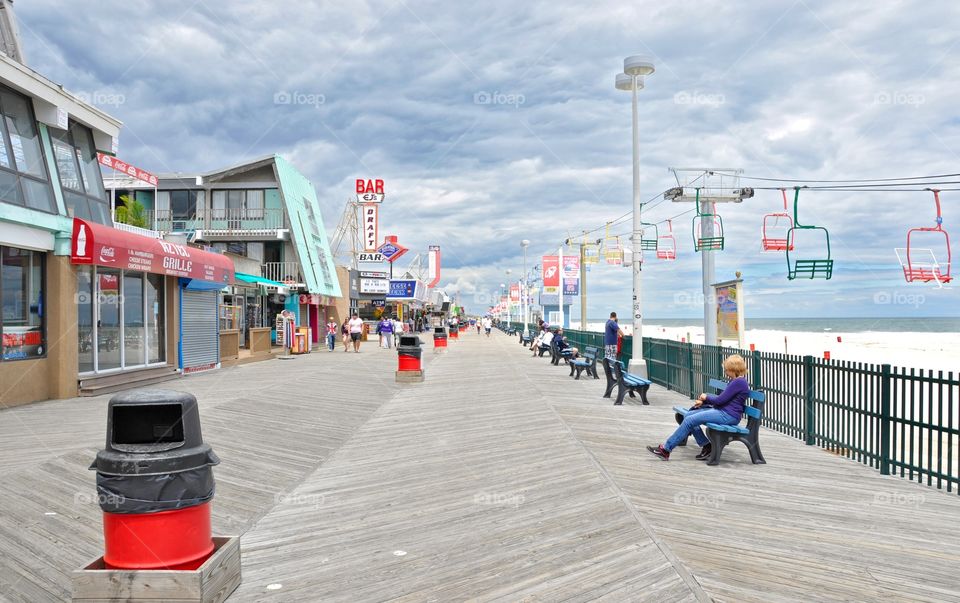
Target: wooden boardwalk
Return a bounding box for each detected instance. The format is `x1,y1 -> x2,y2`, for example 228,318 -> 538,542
1,331 -> 959,601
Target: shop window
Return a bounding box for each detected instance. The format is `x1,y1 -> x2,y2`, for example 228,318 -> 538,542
210,189 -> 267,219
50,121 -> 109,223
0,246 -> 45,361
0,86 -> 55,213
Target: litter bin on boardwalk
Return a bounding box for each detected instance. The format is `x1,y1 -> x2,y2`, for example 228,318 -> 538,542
398,334 -> 423,371
448,323 -> 459,340
433,326 -> 447,350
397,334 -> 425,383
89,390 -> 220,570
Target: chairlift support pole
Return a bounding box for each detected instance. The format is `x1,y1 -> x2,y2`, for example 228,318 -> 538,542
701,196 -> 717,346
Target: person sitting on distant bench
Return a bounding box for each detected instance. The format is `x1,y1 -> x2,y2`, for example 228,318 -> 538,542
532,327 -> 554,356
554,328 -> 579,359
646,354 -> 749,461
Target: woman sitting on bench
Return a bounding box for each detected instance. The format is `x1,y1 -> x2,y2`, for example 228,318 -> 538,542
554,328 -> 579,359
646,354 -> 749,461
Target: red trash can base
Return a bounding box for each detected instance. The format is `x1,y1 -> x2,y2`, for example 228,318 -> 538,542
103,502 -> 214,570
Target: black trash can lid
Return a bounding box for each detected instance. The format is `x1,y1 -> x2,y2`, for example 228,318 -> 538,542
89,389 -> 220,476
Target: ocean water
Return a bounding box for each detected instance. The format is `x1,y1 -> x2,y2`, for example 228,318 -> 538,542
585,317 -> 960,334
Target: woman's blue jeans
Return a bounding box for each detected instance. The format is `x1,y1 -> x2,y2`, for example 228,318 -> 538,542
664,408 -> 739,451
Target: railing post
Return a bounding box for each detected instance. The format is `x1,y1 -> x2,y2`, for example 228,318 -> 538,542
880,364 -> 892,475
803,355 -> 815,445
752,352 -> 762,391
687,342 -> 695,400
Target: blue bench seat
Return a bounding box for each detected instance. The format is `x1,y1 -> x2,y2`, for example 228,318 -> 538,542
672,379 -> 766,465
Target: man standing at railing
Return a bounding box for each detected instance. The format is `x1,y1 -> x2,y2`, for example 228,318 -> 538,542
605,312 -> 624,361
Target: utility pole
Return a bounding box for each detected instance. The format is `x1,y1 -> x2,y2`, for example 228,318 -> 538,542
580,238 -> 587,331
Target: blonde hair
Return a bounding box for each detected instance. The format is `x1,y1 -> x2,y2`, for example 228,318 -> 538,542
723,354 -> 747,377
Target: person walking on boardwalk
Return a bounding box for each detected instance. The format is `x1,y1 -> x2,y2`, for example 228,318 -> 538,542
377,315 -> 394,348
482,316 -> 492,337
647,355 -> 749,461
326,317 -> 338,351
604,312 -> 624,361
348,313 -> 365,353
341,318 -> 351,352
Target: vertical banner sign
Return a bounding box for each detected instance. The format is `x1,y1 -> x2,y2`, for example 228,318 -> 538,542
542,255 -> 559,294
363,204 -> 379,251
427,245 -> 441,288
510,284 -> 520,301
562,256 -> 580,298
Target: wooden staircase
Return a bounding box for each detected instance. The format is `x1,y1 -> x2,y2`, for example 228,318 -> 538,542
78,365 -> 181,397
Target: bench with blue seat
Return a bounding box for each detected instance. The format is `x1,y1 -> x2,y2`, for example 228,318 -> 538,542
672,378 -> 766,466
568,346 -> 599,380
602,357 -> 650,405
550,337 -> 575,366
520,331 -> 533,345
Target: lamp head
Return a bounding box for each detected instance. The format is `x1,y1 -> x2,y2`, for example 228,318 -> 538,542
615,73 -> 644,91
624,55 -> 655,76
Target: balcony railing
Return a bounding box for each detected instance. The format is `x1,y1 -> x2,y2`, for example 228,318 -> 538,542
112,221 -> 162,239
148,209 -> 285,234
262,261 -> 305,287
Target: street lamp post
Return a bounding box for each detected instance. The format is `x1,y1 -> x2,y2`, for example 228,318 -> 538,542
616,55 -> 654,377
521,240 -> 530,334
499,282 -> 506,325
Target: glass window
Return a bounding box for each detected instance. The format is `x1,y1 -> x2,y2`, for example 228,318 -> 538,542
169,190 -> 197,219
96,268 -> 121,370
70,123 -> 105,199
0,117 -> 11,169
123,272 -> 144,367
0,91 -> 45,178
50,123 -> 108,223
226,241 -> 246,255
156,191 -> 170,215
52,131 -> 82,191
146,273 -> 165,364
77,266 -> 94,372
21,178 -> 54,212
1,246 -> 44,361
0,168 -> 23,206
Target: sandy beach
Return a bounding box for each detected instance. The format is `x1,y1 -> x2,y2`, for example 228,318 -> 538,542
589,322 -> 959,373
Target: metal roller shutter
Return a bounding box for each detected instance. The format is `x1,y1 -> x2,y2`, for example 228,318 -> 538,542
181,289 -> 219,372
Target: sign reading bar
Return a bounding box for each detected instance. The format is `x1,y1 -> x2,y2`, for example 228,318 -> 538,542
97,152 -> 158,186
358,252 -> 385,263
356,178 -> 385,203
363,204 -> 379,251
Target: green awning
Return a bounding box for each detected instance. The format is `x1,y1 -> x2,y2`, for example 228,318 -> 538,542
234,272 -> 285,287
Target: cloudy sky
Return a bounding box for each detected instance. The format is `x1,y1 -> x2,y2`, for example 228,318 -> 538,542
17,0 -> 960,319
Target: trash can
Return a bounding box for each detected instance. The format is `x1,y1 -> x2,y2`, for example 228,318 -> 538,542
89,390 -> 220,570
433,326 -> 447,348
398,334 -> 423,371
448,324 -> 459,340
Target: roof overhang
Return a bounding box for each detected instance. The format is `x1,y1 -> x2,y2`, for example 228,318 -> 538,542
0,52 -> 121,152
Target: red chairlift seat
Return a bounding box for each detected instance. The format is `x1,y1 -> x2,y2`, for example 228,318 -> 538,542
656,219 -> 677,260
896,189 -> 952,285
761,189 -> 795,252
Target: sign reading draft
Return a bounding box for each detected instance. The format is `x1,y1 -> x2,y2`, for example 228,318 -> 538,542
363,204 -> 379,251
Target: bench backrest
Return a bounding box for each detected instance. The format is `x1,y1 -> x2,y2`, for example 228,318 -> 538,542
707,378 -> 764,422
583,346 -> 598,360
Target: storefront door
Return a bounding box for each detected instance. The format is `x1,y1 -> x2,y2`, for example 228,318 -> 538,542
97,268 -> 121,371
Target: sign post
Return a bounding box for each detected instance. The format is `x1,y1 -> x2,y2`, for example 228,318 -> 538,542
712,276 -> 745,348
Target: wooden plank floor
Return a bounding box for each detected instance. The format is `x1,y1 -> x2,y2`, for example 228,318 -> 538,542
1,331 -> 959,601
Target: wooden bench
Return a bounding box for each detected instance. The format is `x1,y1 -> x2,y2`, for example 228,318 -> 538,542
672,378 -> 766,466
569,346 -> 599,380
602,357 -> 650,405
520,332 -> 532,345
550,337 -> 575,366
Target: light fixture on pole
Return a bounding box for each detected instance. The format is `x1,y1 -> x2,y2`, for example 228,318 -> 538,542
616,54 -> 654,377
520,240 -> 530,334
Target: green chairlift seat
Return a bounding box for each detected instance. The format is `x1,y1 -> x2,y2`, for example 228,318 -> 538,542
786,187 -> 834,280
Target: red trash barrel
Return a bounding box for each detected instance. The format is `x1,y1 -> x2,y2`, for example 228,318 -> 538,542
90,390 -> 220,570
398,334 -> 423,371
433,327 -> 447,348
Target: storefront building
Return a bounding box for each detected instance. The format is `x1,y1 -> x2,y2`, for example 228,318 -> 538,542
104,155 -> 341,350
0,41 -> 125,407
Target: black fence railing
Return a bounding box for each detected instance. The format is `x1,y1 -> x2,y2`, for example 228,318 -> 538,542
642,337 -> 960,495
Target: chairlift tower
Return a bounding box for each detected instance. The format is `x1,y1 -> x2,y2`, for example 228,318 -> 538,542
330,199 -> 363,270
666,168 -> 754,346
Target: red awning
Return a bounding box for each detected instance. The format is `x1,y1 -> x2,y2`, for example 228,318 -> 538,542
70,218 -> 234,284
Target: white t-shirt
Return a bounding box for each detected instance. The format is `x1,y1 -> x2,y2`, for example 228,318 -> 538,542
348,317 -> 364,334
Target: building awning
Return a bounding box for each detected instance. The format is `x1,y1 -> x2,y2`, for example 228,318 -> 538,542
69,218 -> 233,284
234,272 -> 285,288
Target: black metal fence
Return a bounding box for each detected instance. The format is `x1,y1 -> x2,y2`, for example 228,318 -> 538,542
642,337 -> 960,495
